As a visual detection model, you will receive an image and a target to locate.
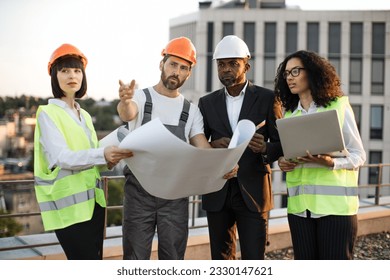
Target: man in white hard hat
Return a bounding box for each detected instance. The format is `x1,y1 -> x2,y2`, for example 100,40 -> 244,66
198,35 -> 283,260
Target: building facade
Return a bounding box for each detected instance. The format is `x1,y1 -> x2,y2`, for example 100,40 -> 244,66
169,0 -> 390,205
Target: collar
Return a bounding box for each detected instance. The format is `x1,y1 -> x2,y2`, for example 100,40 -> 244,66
292,100 -> 319,115
49,98 -> 81,111
224,80 -> 248,99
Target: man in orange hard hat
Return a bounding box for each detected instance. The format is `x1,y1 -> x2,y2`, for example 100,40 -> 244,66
117,37 -> 237,260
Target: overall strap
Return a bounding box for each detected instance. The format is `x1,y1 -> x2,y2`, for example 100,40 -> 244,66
178,99 -> 190,127
142,88 -> 153,125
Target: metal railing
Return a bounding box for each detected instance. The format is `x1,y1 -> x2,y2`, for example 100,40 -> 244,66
1,163 -> 389,253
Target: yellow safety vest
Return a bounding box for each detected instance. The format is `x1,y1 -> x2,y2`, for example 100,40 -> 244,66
285,96 -> 359,215
34,104 -> 106,231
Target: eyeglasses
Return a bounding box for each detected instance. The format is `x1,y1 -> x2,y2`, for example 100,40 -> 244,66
283,67 -> 305,79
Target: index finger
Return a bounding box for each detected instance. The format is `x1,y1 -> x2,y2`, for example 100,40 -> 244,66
129,79 -> 136,90
119,80 -> 125,86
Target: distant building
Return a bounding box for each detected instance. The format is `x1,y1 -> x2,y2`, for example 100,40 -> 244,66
169,0 -> 390,205
0,172 -> 43,235
0,108 -> 40,234
0,109 -> 35,161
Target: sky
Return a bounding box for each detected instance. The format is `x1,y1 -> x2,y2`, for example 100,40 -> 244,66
0,0 -> 389,102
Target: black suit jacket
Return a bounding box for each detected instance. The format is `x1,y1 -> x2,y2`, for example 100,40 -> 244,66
199,82 -> 283,213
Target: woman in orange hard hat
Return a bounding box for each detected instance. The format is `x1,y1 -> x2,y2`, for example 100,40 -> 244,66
34,43 -> 133,260
117,37 -> 238,260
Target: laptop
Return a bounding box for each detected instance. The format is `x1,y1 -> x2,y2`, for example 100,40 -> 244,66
276,110 -> 349,160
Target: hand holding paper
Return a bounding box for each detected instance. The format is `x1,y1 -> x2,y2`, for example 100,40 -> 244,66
100,118 -> 255,199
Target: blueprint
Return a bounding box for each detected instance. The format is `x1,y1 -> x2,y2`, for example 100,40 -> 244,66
100,118 -> 255,199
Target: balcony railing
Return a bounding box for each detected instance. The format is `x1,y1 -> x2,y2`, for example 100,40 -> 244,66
1,163 -> 389,253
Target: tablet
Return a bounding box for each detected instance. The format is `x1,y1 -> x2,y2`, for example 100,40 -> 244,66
276,110 -> 349,160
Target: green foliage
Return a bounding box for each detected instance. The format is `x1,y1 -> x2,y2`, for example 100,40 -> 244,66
1,95 -> 121,131
0,95 -> 48,118
0,210 -> 23,237
106,178 -> 125,226
78,98 -> 119,130
0,97 -> 5,118
78,97 -> 96,111
94,108 -> 118,131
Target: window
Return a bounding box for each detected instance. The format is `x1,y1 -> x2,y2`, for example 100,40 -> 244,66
206,22 -> 214,92
307,22 -> 319,52
264,22 -> 276,55
370,105 -> 383,140
328,22 -> 341,54
372,23 -> 385,54
244,22 -> 255,83
244,22 -> 255,53
349,23 -> 363,95
351,104 -> 362,132
223,22 -> 234,37
328,22 -> 341,74
264,58 -> 276,89
368,151 -> 382,185
264,22 -> 277,89
350,23 -> 363,54
371,59 -> 384,95
286,22 -> 298,54
371,23 -> 385,95
349,58 -> 362,94
329,58 -> 341,75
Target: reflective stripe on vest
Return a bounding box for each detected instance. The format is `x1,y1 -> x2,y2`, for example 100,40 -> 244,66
288,185 -> 359,197
34,169 -> 104,190
39,188 -> 95,211
34,104 -> 105,231
284,96 -> 360,215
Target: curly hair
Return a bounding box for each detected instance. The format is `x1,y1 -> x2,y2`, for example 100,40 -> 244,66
274,50 -> 343,112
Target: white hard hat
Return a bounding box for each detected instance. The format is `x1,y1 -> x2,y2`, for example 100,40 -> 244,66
213,35 -> 251,60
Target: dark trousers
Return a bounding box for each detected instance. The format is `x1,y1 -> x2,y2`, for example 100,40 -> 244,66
288,213 -> 358,260
55,203 -> 105,260
122,177 -> 189,260
206,179 -> 268,260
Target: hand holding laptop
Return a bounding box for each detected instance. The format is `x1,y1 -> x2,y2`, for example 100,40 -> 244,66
296,150 -> 335,167
278,149 -> 335,171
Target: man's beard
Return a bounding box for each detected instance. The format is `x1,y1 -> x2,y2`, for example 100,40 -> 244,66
161,72 -> 185,90
219,75 -> 237,87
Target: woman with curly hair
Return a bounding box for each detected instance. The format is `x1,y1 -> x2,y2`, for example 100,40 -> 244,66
274,50 -> 366,260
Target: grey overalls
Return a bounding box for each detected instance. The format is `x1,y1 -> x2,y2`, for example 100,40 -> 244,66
122,88 -> 191,260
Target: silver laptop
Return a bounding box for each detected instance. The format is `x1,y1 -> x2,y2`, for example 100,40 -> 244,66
276,110 -> 349,160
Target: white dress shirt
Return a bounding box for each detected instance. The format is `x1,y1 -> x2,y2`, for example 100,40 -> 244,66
37,99 -> 106,170
225,81 -> 248,131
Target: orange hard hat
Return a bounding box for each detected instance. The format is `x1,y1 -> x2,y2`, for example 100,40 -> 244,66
47,43 -> 88,75
161,37 -> 197,65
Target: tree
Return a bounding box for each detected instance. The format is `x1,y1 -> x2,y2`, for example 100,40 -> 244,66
0,97 -> 5,118
106,178 -> 125,226
0,209 -> 23,237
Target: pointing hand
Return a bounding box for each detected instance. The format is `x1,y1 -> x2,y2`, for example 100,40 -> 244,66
119,79 -> 136,101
